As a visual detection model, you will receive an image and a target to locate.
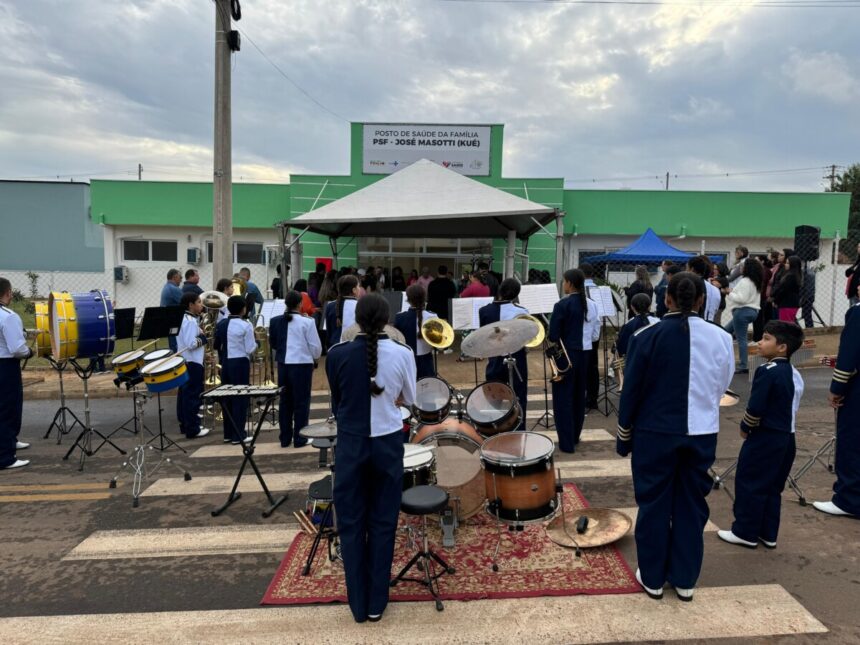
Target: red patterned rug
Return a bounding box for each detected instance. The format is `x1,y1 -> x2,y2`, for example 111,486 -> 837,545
262,483 -> 639,605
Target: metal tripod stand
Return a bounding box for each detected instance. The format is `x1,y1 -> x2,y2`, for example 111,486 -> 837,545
44,358 -> 84,444
787,412 -> 837,506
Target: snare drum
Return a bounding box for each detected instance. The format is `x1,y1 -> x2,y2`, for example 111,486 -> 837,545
49,290 -> 116,360
34,302 -> 52,358
111,349 -> 146,376
466,381 -> 522,436
481,432 -> 557,524
402,444 -> 435,491
413,417 -> 486,520
143,348 -> 173,363
412,377 -> 452,423
140,355 -> 189,393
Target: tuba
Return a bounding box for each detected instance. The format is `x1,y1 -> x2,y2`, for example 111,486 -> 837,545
199,290 -> 227,387
515,314 -> 545,348
420,317 -> 455,350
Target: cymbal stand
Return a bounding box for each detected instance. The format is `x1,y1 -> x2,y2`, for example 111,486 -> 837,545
146,392 -> 186,454
108,388 -> 192,507
63,358 -> 126,471
787,411 -> 837,506
44,357 -> 84,444
530,348 -> 554,431
504,354 -> 525,431
556,472 -> 582,558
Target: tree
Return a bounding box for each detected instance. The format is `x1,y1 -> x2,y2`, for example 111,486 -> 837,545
829,163 -> 860,261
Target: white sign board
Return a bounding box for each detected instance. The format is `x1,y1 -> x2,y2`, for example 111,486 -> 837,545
362,123 -> 491,176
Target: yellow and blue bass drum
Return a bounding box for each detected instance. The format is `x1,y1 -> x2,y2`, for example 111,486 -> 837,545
34,302 -> 53,358
48,290 -> 115,361
140,355 -> 189,393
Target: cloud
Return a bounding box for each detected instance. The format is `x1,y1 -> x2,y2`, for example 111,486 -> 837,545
782,49 -> 860,105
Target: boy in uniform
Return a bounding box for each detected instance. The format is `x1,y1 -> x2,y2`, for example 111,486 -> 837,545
214,295 -> 257,444
718,320 -> 804,548
176,292 -> 210,439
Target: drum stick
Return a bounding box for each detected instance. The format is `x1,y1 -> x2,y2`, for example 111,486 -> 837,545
147,345 -> 193,372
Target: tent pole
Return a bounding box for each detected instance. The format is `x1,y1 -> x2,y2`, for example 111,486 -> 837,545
555,209 -> 565,292
329,237 -> 338,270
505,229 -> 516,279
278,225 -> 289,298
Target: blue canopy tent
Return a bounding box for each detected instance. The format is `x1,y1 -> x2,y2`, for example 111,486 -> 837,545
585,228 -> 702,264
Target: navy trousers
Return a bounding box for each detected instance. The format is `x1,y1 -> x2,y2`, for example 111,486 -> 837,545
277,363 -> 314,447
833,379 -> 860,515
221,358 -> 250,442
416,353 -> 435,380
486,351 -> 528,431
732,429 -> 796,543
585,348 -> 600,409
0,359 -> 23,468
552,350 -> 587,453
333,430 -> 404,623
177,362 -> 204,437
632,430 -> 718,590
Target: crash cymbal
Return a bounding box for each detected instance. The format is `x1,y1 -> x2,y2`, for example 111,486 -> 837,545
460,318 -> 538,359
421,317 -> 455,350
298,418 -> 338,440
720,389 -> 740,407
341,323 -> 406,345
545,507 -> 632,549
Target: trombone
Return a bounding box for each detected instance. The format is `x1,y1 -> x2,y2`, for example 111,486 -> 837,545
545,338 -> 572,382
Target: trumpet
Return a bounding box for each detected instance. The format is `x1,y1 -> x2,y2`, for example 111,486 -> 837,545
545,338 -> 572,382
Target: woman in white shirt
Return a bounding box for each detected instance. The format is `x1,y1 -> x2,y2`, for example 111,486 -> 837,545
726,258 -> 763,374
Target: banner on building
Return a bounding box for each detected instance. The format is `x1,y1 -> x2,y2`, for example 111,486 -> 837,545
362,123 -> 491,176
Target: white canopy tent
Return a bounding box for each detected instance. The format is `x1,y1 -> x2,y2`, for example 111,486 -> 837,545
277,159 -> 564,286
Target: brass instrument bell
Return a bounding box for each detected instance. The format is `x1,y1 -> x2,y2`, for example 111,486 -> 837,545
516,314 -> 545,348
420,317 -> 455,350
200,290 -> 228,310
230,276 -> 247,298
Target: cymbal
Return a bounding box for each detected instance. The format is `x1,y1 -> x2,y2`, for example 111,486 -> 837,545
341,323 -> 406,345
460,318 -> 538,359
720,389 -> 740,407
298,419 -> 338,439
545,507 -> 632,549
200,290 -> 228,309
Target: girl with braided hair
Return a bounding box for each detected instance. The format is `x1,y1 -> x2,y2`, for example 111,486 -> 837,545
325,294 -> 417,623
323,274 -> 359,347
269,291 -> 322,448
617,272 -> 734,602
393,284 -> 438,378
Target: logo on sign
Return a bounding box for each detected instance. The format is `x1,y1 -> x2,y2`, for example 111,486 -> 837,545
442,161 -> 451,168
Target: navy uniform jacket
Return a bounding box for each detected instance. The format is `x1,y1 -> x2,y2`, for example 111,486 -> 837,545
479,301 -> 528,381
740,358 -> 804,434
325,335 -> 417,437
548,294 -> 600,351
324,298 -> 357,346
393,308 -> 437,357
832,304 -> 860,398
616,315 -> 659,358
617,313 -> 734,447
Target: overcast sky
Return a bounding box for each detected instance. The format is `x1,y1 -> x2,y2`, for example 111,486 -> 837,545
1,0 -> 858,192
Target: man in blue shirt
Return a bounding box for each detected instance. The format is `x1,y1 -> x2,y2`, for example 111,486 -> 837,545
182,269 -> 203,296
160,269 -> 183,351
239,267 -> 264,314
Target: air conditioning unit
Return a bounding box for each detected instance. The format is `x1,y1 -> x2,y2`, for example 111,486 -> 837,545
187,247 -> 202,265
114,266 -> 129,284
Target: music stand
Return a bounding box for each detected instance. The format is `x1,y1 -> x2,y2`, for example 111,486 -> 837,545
136,306 -> 187,454
105,307 -> 143,439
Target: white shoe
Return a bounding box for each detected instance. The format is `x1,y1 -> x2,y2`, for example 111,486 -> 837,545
188,428 -> 211,439
635,568 -> 663,600
242,436 -> 253,444
759,538 -> 777,549
16,441 -> 30,450
2,459 -> 30,470
717,530 -> 758,549
674,586 -> 694,602
813,501 -> 854,517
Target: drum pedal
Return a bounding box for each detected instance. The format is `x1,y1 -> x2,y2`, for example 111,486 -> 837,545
440,506 -> 456,547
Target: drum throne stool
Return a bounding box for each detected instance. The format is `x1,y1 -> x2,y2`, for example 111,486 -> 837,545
390,485 -> 455,611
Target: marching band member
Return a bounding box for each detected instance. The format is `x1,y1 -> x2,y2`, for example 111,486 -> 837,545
479,278 -> 530,430
269,290 -> 322,448
324,275 -> 359,347
176,292 -> 210,439
617,272 -> 734,601
687,256 -> 720,323
616,293 -> 658,359
0,278 -> 32,470
213,295 -> 257,444
549,269 -> 600,452
393,284 -> 437,379
718,321 -> 804,548
814,284 -> 860,517
326,294 -> 417,623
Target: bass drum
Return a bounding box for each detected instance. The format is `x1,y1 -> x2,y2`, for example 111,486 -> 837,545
49,290 -> 115,361
34,302 -> 52,358
413,417 -> 486,520
466,381 -> 522,436
412,377 -> 452,424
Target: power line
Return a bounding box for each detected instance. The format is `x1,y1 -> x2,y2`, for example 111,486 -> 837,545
563,165 -> 846,185
434,0 -> 860,7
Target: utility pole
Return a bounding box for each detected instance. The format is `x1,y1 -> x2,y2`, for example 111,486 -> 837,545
138,163 -> 142,181
825,164 -> 838,191
212,0 -> 233,288
665,171 -> 669,191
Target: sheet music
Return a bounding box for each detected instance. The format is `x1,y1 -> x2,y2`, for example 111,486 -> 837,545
451,297 -> 494,330
401,291 -> 409,313
257,300 -> 286,328
588,286 -> 616,318
517,284 -> 561,315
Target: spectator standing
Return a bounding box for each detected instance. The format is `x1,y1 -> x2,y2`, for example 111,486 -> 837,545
656,264 -> 680,318
182,269 -> 203,296
460,272 -> 490,298
727,245 -> 749,287
711,262 -> 730,327
753,255 -> 773,341
239,267 -> 264,313
391,267 -> 406,291
801,263 -> 816,328
478,262 -> 499,298
270,264 -> 284,300
416,266 -> 434,291
845,241 -> 860,306
427,265 -> 457,322
726,258 -> 763,374
624,266 -> 654,320
161,268 -> 183,351
772,256 -> 802,323
407,269 -> 419,287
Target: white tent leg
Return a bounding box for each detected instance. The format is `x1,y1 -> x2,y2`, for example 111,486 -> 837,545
505,229 -> 516,279
555,210 -> 565,292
